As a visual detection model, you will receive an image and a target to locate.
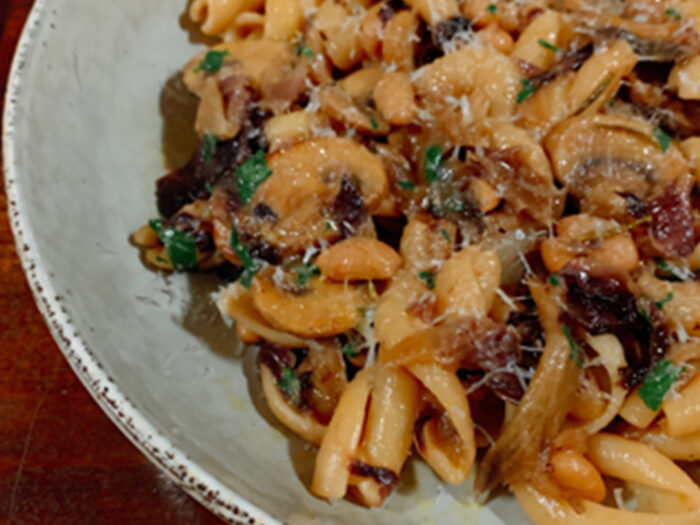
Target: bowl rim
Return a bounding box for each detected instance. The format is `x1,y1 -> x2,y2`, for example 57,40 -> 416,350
2,2 -> 280,524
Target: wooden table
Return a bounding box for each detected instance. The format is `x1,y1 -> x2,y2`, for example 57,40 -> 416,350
0,3 -> 223,523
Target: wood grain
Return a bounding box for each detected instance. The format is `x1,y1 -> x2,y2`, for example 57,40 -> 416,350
0,3 -> 223,523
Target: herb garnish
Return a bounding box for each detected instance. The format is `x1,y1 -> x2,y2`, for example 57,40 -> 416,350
418,270 -> 436,290
653,126 -> 671,153
656,259 -> 691,281
236,150 -> 272,205
561,325 -> 583,367
368,117 -> 379,131
548,274 -> 561,286
440,228 -> 451,242
342,342 -> 360,358
296,44 -> 314,59
638,303 -> 652,324
398,180 -> 415,190
277,367 -> 301,406
148,219 -> 198,272
229,229 -> 258,288
194,50 -> 229,74
424,145 -> 444,184
655,292 -> 674,310
517,78 -> 538,104
537,39 -> 560,53
202,134 -> 219,165
638,359 -> 684,411
665,8 -> 682,20
487,3 -> 497,13
294,263 -> 321,287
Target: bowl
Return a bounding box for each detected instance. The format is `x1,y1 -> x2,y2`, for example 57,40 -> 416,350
3,1 -> 526,523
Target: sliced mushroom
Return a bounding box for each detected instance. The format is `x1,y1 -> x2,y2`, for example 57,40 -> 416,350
251,269 -> 371,337
234,138 -> 388,256
545,114 -> 689,218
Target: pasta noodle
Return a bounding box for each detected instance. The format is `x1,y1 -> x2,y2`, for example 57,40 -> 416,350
135,0 -> 700,520
312,368 -> 373,499
410,363 -> 476,484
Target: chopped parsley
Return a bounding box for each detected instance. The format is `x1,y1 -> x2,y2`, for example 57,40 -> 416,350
148,219 -> 198,272
655,292 -> 674,310
653,126 -> 671,153
561,325 -> 582,367
202,134 -> 219,165
204,182 -> 216,194
665,8 -> 682,20
440,228 -> 451,242
296,44 -> 314,59
294,263 -> 321,287
487,3 -> 497,13
194,50 -> 229,74
537,39 -> 560,53
342,342 -> 360,358
548,274 -> 561,286
638,303 -> 652,324
277,367 -> 301,406
418,270 -> 436,290
368,117 -> 379,131
424,144 -> 444,184
657,259 -> 673,275
638,359 -> 684,411
229,229 -> 258,288
324,221 -> 333,233
517,78 -> 538,104
236,150 -> 272,205
656,259 -> 689,281
398,180 -> 415,190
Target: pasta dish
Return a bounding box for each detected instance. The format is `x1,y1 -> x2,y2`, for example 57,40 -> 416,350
133,0 -> 700,522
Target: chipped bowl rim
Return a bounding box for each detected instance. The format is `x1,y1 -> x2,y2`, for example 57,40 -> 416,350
2,1 -> 280,523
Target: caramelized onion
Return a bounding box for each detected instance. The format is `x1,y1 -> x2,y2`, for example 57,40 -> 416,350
379,316 -> 523,401
476,282 -> 581,496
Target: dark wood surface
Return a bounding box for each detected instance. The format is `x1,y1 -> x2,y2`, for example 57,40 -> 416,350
0,3 -> 223,524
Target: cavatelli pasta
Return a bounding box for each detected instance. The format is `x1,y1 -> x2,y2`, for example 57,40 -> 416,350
136,0 -> 700,519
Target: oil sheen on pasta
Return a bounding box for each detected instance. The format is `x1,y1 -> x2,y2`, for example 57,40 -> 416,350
133,0 -> 700,522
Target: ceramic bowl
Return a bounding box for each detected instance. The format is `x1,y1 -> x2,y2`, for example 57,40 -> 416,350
3,1 -> 527,523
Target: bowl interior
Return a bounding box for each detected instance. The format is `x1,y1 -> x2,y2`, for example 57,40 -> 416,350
4,1 -> 527,523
